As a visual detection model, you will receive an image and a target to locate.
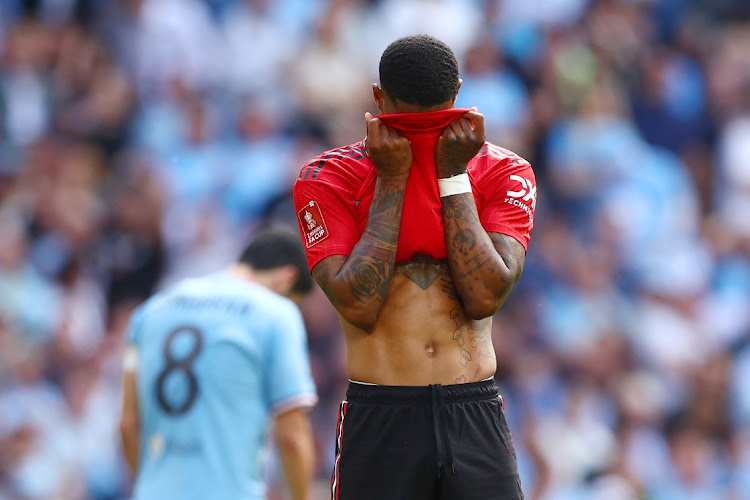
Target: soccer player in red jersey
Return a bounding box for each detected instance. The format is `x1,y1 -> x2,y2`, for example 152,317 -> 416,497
293,35 -> 535,500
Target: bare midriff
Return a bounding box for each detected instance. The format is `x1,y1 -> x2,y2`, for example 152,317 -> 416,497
343,254 -> 496,386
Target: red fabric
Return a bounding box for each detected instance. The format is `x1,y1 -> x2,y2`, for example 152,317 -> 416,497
375,108 -> 470,262
476,149 -> 536,249
293,115 -> 537,272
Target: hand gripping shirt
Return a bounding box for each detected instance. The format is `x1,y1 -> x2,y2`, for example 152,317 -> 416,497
293,108 -> 537,271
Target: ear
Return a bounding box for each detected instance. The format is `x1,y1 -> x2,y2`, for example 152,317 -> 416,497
454,79 -> 462,103
270,265 -> 299,298
372,83 -> 385,112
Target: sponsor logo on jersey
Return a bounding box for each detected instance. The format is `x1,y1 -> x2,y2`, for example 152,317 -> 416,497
298,200 -> 329,247
504,174 -> 536,222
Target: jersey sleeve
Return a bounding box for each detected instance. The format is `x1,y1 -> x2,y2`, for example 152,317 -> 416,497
479,157 -> 537,250
293,175 -> 361,272
263,302 -> 318,416
124,304 -> 146,346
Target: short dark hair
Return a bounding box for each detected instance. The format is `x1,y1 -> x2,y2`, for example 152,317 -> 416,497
238,226 -> 313,295
379,35 -> 460,107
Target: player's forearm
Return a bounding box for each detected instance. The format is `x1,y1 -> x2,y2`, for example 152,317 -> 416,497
276,422 -> 315,500
120,419 -> 140,474
441,193 -> 517,319
318,177 -> 406,330
120,369 -> 141,475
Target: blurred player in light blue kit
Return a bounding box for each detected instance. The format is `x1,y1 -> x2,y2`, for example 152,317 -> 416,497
120,227 -> 318,500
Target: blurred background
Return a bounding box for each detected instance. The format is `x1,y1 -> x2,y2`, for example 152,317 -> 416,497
0,0 -> 749,499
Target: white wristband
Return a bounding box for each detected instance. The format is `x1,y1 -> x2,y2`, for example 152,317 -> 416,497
438,173 -> 472,197
123,346 -> 139,372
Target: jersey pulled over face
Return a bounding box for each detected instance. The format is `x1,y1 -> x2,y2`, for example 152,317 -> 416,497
125,272 -> 317,500
293,109 -> 536,271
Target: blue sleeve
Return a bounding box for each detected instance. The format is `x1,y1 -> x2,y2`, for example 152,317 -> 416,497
264,302 -> 318,414
125,305 -> 146,346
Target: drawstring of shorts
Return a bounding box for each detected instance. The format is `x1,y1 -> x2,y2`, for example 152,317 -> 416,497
430,384 -> 455,477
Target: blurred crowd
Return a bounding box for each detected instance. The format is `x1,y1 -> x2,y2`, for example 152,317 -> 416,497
1,0 -> 749,499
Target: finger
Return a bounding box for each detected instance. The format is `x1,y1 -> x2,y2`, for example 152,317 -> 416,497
385,125 -> 401,142
449,120 -> 465,139
395,135 -> 411,150
464,111 -> 485,140
387,126 -> 409,148
397,130 -> 411,147
379,121 -> 394,141
366,115 -> 381,142
456,118 -> 474,137
470,106 -> 478,112
440,126 -> 457,141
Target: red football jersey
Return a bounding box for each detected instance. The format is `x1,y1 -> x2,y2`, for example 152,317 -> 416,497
293,108 -> 537,272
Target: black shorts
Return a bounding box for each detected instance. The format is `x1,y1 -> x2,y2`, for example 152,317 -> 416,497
330,379 -> 523,500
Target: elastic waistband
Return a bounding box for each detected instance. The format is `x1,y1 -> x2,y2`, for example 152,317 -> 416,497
346,379 -> 498,404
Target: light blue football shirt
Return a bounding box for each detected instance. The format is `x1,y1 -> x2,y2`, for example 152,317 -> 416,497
126,272 -> 317,500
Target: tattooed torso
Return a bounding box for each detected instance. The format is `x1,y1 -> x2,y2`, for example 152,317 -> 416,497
343,253 -> 496,386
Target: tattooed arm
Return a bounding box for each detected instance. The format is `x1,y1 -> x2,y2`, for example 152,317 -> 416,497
441,196 -> 526,318
437,110 -> 526,319
312,114 -> 411,331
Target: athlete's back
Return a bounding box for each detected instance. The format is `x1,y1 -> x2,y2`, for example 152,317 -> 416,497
126,271 -> 316,500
